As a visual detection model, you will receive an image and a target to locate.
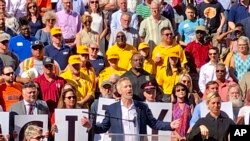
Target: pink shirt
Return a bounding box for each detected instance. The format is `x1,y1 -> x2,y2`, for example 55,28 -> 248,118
216,80 -> 236,102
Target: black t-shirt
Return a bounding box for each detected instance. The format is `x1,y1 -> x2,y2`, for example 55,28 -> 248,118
197,1 -> 225,34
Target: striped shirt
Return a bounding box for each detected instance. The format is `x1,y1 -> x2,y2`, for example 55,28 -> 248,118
136,3 -> 151,19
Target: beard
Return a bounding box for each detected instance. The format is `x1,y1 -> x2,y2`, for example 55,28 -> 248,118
229,96 -> 243,108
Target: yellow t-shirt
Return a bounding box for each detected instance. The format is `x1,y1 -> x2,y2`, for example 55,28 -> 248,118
60,69 -> 94,108
106,43 -> 137,70
98,66 -> 126,87
156,67 -> 183,94
152,43 -> 187,73
80,67 -> 96,89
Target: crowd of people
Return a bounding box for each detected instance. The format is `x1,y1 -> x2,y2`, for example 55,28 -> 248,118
1,0 -> 250,141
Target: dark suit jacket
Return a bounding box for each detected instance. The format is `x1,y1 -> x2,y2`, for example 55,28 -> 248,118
94,100 -> 172,141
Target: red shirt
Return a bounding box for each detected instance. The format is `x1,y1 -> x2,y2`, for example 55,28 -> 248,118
185,41 -> 211,69
34,74 -> 66,113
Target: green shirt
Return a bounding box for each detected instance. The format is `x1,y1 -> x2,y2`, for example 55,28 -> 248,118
136,3 -> 151,19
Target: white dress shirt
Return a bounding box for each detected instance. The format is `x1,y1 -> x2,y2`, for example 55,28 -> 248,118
121,100 -> 139,141
198,61 -> 230,94
23,100 -> 37,115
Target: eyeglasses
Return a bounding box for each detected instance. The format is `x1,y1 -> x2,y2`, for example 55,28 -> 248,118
28,5 -> 36,9
32,135 -> 45,140
90,48 -> 99,51
65,96 -> 76,100
90,1 -> 99,4
144,89 -> 156,94
162,33 -> 173,36
116,35 -> 126,38
216,70 -> 225,73
176,88 -> 185,92
4,72 -> 14,76
209,53 -> 217,55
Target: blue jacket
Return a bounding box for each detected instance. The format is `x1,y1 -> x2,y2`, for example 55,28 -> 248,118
94,100 -> 173,141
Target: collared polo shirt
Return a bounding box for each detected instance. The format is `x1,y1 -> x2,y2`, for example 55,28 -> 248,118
228,3 -> 250,24
44,44 -> 72,70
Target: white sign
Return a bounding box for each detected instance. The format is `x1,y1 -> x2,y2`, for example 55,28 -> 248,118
200,101 -> 234,120
95,98 -> 173,141
14,115 -> 48,141
0,112 -> 9,135
54,109 -> 89,141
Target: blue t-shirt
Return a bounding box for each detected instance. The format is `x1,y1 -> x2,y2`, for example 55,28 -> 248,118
178,18 -> 205,44
89,56 -> 106,76
9,34 -> 37,62
44,44 -> 72,70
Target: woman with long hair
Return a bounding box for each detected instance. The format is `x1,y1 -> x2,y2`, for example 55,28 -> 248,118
85,0 -> 108,56
26,1 -> 43,36
171,83 -> 192,141
179,73 -> 200,106
156,52 -> 186,102
76,14 -> 100,48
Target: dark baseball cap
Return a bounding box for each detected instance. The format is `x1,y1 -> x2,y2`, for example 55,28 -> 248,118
43,57 -> 54,66
31,40 -> 44,49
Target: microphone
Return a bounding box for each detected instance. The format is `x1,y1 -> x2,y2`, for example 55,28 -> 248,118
133,113 -> 137,127
82,111 -> 135,123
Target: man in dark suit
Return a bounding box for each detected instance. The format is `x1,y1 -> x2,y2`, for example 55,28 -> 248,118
81,77 -> 180,141
9,81 -> 49,140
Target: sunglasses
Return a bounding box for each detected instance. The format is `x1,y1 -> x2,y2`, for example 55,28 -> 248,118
32,135 -> 45,140
176,88 -> 185,92
45,64 -> 53,69
162,33 -> 173,36
90,1 -> 99,4
84,21 -> 92,24
144,89 -> 156,94
216,70 -> 225,73
47,19 -> 56,22
196,30 -> 205,34
182,80 -> 190,83
90,48 -> 99,51
1,40 -> 8,44
65,96 -> 76,100
4,72 -> 14,76
209,53 -> 217,55
28,5 -> 36,9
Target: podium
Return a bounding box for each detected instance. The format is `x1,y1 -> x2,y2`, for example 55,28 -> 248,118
101,133 -> 174,141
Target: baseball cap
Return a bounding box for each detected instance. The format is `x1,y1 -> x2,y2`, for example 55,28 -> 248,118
31,40 -> 44,49
50,27 -> 62,36
101,80 -> 112,88
107,53 -> 119,60
0,32 -> 10,42
141,81 -> 157,90
68,55 -> 81,65
138,42 -> 149,50
196,26 -> 206,31
77,45 -> 89,54
43,57 -> 54,66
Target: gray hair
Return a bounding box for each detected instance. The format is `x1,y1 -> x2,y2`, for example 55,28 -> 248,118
42,10 -> 56,24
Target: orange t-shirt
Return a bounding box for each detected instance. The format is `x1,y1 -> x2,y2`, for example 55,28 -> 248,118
0,83 -> 22,111
36,0 -> 52,15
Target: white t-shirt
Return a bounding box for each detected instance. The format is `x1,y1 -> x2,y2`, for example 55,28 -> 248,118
238,106 -> 250,124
